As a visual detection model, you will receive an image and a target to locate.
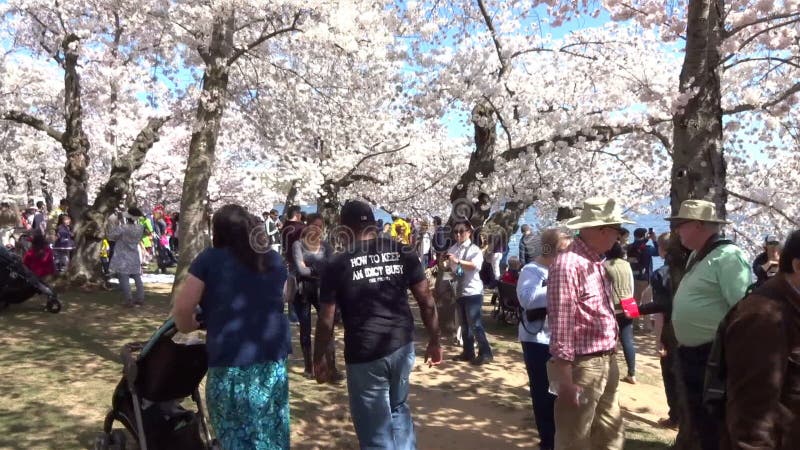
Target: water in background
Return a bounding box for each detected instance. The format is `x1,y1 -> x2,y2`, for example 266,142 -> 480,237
507,208 -> 668,268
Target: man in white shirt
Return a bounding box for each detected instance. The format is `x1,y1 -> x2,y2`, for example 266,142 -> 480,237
264,209 -> 281,252
447,220 -> 493,365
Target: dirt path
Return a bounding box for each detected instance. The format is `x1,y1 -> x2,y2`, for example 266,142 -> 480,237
290,306 -> 676,450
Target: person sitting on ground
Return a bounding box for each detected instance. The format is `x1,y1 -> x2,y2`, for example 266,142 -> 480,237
108,208 -> 145,307
752,235 -> 781,287
604,242 -> 637,385
22,232 -> 55,279
172,204 -> 291,450
500,256 -> 522,285
721,229 -> 800,450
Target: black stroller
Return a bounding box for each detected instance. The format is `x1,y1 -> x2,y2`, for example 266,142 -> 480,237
0,245 -> 61,313
95,318 -> 219,450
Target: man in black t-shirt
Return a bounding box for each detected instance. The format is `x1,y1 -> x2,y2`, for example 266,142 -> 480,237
314,200 -> 442,449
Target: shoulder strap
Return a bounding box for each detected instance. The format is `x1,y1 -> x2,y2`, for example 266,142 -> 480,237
686,237 -> 734,273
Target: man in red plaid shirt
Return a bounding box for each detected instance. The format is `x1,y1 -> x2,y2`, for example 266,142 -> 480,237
547,197 -> 633,450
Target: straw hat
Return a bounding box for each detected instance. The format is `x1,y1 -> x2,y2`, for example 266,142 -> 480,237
565,197 -> 634,230
665,199 -> 730,224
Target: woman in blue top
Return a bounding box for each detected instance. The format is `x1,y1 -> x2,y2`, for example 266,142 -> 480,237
172,204 -> 290,450
516,228 -> 569,450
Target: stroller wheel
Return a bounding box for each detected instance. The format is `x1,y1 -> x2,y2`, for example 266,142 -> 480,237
93,429 -> 127,450
45,298 -> 62,314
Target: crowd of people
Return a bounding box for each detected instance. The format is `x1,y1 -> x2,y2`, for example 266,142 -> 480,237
0,198 -> 179,306
4,193 -> 799,450
163,196 -> 798,450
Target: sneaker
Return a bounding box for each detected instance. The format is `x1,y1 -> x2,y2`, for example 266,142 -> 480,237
134,300 -> 144,307
122,300 -> 135,308
622,375 -> 637,384
470,354 -> 494,366
452,353 -> 475,362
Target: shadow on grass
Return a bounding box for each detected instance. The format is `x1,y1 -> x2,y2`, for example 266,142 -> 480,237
0,286 -> 173,450
0,286 -> 676,449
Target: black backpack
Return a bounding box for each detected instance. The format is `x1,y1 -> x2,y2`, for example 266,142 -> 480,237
479,259 -> 496,288
703,282 -> 788,419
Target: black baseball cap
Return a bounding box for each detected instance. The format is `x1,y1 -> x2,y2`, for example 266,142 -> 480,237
765,235 -> 780,245
341,200 -> 375,228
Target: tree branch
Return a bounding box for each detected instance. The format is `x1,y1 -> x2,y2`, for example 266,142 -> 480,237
227,12 -> 303,66
482,95 -> 513,151
475,0 -> 509,78
724,81 -> 800,114
1,110 -> 64,142
336,143 -> 410,187
723,55 -> 800,71
725,11 -> 800,38
725,188 -> 800,227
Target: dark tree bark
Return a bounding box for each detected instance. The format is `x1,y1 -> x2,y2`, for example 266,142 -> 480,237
317,181 -> 341,232
40,168 -> 53,212
61,33 -> 92,223
282,179 -> 299,217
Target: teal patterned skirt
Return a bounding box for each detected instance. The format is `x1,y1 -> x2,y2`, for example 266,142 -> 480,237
206,360 -> 290,450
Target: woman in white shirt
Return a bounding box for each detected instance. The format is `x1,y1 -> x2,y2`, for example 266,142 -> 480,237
517,229 -> 568,450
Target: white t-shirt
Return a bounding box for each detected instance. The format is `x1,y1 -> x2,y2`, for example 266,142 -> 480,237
517,262 -> 551,344
447,239 -> 484,297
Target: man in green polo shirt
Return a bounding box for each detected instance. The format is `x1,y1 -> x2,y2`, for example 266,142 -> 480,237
667,200 -> 751,450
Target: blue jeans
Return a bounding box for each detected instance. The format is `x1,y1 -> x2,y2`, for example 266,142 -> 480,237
457,294 -> 493,358
345,342 -> 416,450
521,341 -> 556,449
616,315 -> 636,376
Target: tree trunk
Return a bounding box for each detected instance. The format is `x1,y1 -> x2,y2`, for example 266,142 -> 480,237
317,181 -> 341,232
486,200 -> 530,248
172,13 -> 234,291
282,179 -> 299,217
40,168 -> 53,211
25,178 -> 34,203
449,101 -> 497,226
3,174 -> 16,193
68,118 -> 169,284
669,2 -> 725,449
61,33 -> 91,224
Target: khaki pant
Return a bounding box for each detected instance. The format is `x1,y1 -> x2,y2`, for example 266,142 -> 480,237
550,354 -> 624,450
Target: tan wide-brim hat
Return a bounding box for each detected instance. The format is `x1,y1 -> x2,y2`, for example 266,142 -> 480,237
565,197 -> 634,230
665,199 -> 731,224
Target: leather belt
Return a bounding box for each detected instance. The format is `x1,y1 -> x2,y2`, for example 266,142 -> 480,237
580,349 -> 616,358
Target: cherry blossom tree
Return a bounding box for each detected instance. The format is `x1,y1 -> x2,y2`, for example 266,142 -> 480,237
401,0 -> 677,240
0,0 -> 174,282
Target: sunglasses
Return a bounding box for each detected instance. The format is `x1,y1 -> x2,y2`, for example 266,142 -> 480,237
454,229 -> 470,235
